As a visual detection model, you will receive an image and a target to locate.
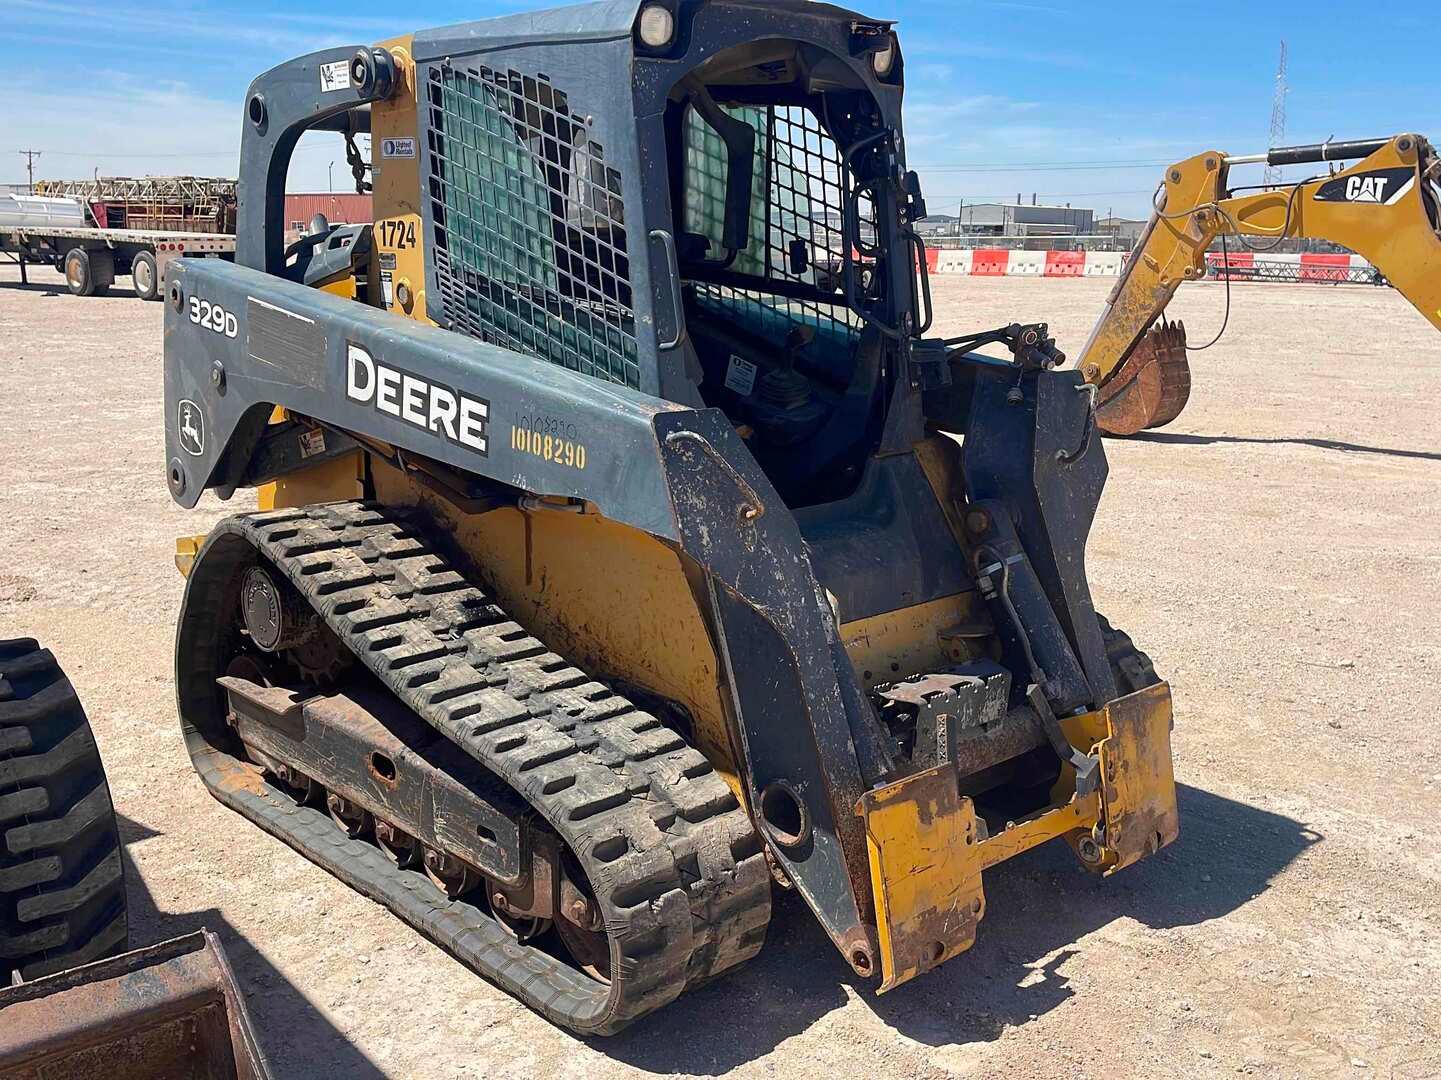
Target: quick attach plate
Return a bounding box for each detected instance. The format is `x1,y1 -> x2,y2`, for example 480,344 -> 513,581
857,764 -> 985,992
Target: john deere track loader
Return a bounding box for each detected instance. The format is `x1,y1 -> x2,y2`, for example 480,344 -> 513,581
162,0 -> 1179,1034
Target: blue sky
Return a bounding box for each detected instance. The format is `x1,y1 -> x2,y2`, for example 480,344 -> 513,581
4,0 -> 1438,218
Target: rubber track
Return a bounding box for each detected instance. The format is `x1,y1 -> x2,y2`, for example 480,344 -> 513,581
1097,614 -> 1161,696
196,502 -> 770,1034
0,639 -> 129,979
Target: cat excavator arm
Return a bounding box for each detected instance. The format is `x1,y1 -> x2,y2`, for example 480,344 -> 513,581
1078,133 -> 1441,434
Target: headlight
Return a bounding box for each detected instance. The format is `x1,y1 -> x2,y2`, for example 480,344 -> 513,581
871,35 -> 897,77
637,4 -> 676,48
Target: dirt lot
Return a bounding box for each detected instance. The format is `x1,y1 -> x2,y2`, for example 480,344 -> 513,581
2,263 -> 1438,1079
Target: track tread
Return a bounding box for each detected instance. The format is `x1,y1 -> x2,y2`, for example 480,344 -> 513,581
0,639 -> 129,979
197,502 -> 769,1034
1097,614 -> 1162,694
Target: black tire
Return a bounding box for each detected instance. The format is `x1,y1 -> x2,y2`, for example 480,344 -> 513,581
1097,614 -> 1161,695
131,251 -> 160,301
62,248 -> 95,297
0,639 -> 128,980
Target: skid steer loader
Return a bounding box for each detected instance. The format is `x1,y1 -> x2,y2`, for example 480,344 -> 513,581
162,0 -> 1179,1034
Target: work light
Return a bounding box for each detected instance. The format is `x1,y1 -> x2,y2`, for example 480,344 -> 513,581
637,5 -> 675,48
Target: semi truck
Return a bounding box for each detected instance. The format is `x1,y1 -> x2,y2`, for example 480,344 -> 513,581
0,176 -> 236,300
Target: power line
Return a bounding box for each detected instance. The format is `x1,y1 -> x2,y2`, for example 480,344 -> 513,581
4,145 -> 1157,171
18,149 -> 41,193
927,188 -> 1153,204
912,142 -> 1283,172
919,159 -> 1174,173
28,149 -> 236,158
3,140 -> 354,160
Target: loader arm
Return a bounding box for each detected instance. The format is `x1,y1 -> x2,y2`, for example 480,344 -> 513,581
1078,133 -> 1441,433
160,0 -> 1186,1030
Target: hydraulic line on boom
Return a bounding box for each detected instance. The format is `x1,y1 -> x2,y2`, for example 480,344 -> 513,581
1078,133 -> 1441,434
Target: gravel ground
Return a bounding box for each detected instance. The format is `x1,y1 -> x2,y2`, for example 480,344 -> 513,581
2,262 -> 1438,1080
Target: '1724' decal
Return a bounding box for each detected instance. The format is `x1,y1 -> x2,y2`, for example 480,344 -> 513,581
378,219 -> 417,249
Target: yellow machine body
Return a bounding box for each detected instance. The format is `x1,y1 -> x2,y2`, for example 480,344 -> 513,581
172,6 -> 1181,1011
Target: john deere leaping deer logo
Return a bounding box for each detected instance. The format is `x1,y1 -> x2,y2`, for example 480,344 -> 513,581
178,399 -> 205,456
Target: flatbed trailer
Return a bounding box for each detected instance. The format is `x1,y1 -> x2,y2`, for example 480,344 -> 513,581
0,225 -> 235,300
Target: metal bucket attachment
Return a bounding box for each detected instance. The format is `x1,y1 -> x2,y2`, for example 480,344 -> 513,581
0,930 -> 271,1080
1095,321 -> 1192,435
858,682 -> 1179,993
1091,681 -> 1181,873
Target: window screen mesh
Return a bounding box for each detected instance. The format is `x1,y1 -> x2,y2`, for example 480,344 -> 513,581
426,63 -> 640,389
684,103 -> 862,336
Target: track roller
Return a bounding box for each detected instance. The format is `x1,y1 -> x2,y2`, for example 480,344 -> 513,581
326,791 -> 372,839
176,502 -> 772,1034
373,820 -> 420,869
421,846 -> 479,899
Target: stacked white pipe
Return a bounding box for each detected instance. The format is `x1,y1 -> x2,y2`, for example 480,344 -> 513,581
0,194 -> 86,230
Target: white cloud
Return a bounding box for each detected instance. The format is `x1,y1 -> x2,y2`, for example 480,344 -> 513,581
4,72 -> 352,191
8,0 -> 405,58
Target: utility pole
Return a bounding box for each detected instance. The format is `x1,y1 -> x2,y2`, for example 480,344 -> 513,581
19,150 -> 42,193
329,161 -> 335,192
1263,40 -> 1288,189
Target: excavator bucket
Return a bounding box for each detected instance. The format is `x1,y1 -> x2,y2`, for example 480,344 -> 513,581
0,930 -> 271,1080
1095,321 -> 1193,435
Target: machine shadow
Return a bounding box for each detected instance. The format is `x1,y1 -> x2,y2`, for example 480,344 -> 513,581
115,813 -> 389,1080
603,783 -> 1318,1073
0,280 -> 66,296
1129,429 -> 1441,463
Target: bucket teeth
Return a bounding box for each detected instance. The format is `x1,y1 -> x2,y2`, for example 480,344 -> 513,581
1095,320 -> 1193,435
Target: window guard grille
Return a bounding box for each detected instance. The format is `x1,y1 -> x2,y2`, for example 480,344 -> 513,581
426,63 -> 640,390
684,102 -> 866,340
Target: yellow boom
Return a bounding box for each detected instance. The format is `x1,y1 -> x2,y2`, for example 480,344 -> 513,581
1078,133 -> 1441,434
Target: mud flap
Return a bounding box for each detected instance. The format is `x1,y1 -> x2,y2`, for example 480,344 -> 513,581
0,930 -> 271,1079
1094,681 -> 1180,872
858,765 -> 985,993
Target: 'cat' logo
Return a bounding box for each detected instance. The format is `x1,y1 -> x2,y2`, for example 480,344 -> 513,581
1314,168 -> 1414,206
1345,175 -> 1389,202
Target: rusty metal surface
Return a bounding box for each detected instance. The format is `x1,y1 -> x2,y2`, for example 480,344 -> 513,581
218,674 -> 531,887
976,790 -> 1101,871
0,930 -> 271,1080
1095,321 -> 1193,435
949,706 -> 1048,780
857,765 -> 985,993
1096,682 -> 1181,873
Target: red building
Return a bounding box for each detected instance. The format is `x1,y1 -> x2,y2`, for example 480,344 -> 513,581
283,193 -> 373,233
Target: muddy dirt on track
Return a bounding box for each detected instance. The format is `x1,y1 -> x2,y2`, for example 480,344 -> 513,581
1,263 -> 1438,1080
